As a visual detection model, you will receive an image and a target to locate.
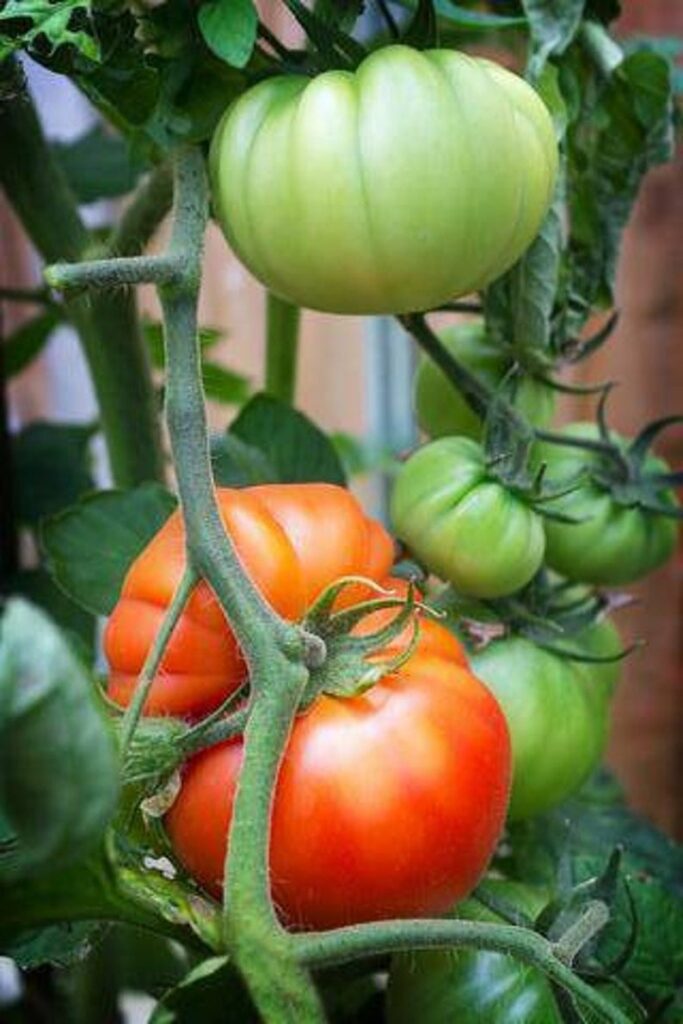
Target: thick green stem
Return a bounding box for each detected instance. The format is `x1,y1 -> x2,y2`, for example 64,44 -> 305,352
265,292 -> 301,404
0,64 -> 164,487
46,255 -> 181,292
580,21 -> 623,76
294,912 -> 629,1024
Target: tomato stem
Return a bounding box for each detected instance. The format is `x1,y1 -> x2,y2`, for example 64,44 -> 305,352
265,291 -> 301,405
1,63 -> 165,488
110,161 -> 174,257
119,567 -> 198,755
551,899 -> 610,965
293,911 -> 630,1024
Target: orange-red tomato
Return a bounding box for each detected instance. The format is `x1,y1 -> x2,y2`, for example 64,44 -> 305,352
165,617 -> 510,930
104,484 -> 394,718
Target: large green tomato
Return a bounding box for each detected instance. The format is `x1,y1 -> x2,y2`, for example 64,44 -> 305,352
415,323 -> 556,440
470,633 -> 616,820
535,423 -> 678,585
210,45 -> 558,314
391,437 -> 545,598
387,880 -> 641,1024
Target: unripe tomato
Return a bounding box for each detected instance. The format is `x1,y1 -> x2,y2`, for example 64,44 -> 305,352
470,635 -> 614,820
210,45 -> 558,315
414,322 -> 555,440
165,617 -> 511,930
104,484 -> 393,718
391,437 -> 545,598
535,423 -> 679,585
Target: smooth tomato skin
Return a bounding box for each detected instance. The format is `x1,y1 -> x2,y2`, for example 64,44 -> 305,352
535,423 -> 678,585
105,484 -> 393,718
470,635 -> 613,821
391,437 -> 545,598
165,619 -> 510,930
210,45 -> 557,315
415,323 -> 555,441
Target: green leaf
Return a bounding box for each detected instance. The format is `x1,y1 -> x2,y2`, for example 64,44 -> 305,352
403,0 -> 438,48
0,0 -> 100,62
211,433 -> 277,487
12,421 -> 95,526
281,0 -> 366,67
41,484 -> 177,616
10,568 -> 95,658
522,0 -> 585,76
229,393 -> 346,486
331,432 -> 399,478
52,125 -> 146,203
2,310 -> 61,379
202,362 -> 251,405
197,0 -> 258,70
3,922 -> 102,969
565,50 -> 674,327
0,601 -> 119,881
397,0 -> 526,30
152,956 -> 257,1024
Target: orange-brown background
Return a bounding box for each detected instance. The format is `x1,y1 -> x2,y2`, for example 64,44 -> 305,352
2,2 -> 681,836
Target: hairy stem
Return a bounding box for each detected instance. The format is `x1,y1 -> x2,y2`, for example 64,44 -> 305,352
110,162 -> 174,257
265,292 -> 301,404
119,568 -> 198,754
0,62 -> 164,488
294,912 -> 628,1024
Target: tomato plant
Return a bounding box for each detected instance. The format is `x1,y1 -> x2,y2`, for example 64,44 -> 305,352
391,436 -> 545,598
105,483 -> 393,717
415,322 -> 555,440
1,1 -> 681,1022
165,615 -> 511,929
210,44 -> 557,314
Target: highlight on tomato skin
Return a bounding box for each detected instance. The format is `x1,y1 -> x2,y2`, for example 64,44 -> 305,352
104,483 -> 394,719
165,615 -> 511,931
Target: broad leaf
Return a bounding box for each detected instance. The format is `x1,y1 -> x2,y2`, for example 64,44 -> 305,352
52,125 -> 146,203
403,0 -> 438,48
197,0 -> 258,70
0,601 -> 119,881
2,922 -> 102,969
0,0 -> 100,62
12,421 -> 95,526
41,484 -> 177,616
522,0 -> 585,77
230,393 -> 346,486
10,568 -> 95,658
211,433 -> 276,487
2,310 -> 61,379
152,956 -> 257,1024
202,362 -> 251,405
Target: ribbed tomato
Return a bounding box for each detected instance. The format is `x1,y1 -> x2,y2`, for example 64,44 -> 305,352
165,616 -> 511,930
104,484 -> 393,718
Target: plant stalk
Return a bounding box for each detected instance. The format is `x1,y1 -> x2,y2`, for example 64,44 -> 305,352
265,292 -> 301,405
0,63 -> 164,488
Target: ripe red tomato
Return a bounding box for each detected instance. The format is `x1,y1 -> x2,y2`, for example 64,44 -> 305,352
165,616 -> 511,930
104,484 -> 394,718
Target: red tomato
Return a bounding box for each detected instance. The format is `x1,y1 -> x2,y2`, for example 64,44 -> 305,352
105,484 -> 394,718
165,617 -> 510,930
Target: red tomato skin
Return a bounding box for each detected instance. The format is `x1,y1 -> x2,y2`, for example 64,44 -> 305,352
165,621 -> 510,930
105,484 -> 393,718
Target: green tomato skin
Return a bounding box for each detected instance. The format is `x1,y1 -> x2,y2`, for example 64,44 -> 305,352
210,46 -> 558,315
535,423 -> 678,586
391,437 -> 545,598
470,636 -> 611,820
415,323 -> 556,440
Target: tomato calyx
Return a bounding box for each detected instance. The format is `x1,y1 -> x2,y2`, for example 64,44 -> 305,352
302,577 -> 426,701
437,572 -> 637,665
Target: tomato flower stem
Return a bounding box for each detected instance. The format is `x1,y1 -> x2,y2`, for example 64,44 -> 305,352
265,291 -> 301,405
293,910 -> 630,1024
119,567 -> 199,755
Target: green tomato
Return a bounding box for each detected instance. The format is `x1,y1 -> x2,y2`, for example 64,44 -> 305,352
391,437 -> 545,598
535,423 -> 678,585
415,323 -> 556,440
210,45 -> 558,315
470,635 -> 613,820
387,880 -> 642,1024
